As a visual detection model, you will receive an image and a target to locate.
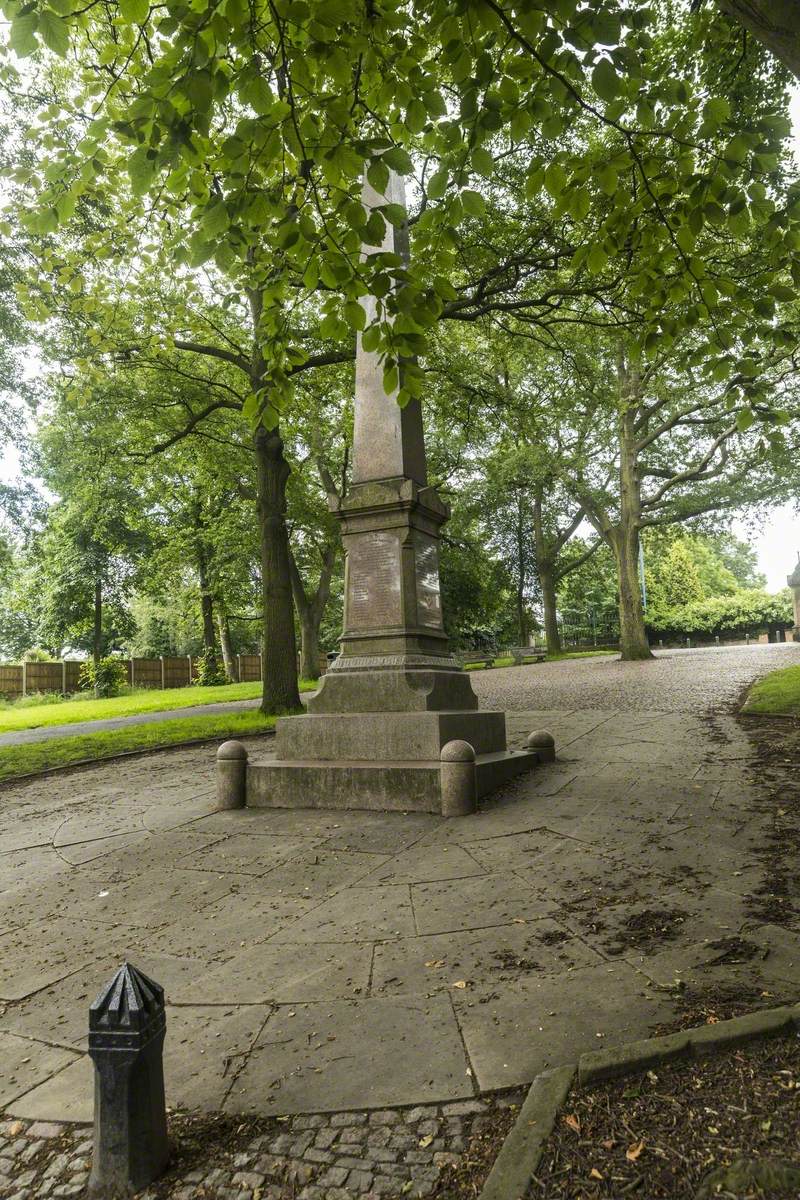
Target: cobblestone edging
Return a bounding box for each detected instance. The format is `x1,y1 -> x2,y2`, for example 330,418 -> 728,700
479,1002 -> 800,1200
0,1092 -> 523,1200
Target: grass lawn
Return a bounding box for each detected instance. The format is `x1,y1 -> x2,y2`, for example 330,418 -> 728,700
0,709 -> 281,783
0,678 -> 318,734
743,662 -> 800,716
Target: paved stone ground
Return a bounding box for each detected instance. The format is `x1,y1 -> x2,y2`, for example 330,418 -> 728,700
0,644 -> 799,1198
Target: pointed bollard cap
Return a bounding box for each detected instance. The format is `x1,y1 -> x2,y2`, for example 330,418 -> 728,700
90,961 -> 165,1038
88,963 -> 170,1198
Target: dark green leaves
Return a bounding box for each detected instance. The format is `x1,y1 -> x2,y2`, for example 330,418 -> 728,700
591,58 -> 620,102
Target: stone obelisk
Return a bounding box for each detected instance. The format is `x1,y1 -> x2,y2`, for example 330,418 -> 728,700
242,174 -> 545,815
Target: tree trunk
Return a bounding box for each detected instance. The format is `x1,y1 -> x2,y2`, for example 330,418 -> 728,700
289,540 -> 338,682
299,616 -> 320,681
716,1 -> 800,79
217,609 -> 238,681
93,578 -> 102,665
515,491 -> 528,644
610,525 -> 651,659
539,562 -> 562,654
255,425 -> 301,712
614,392 -> 652,661
200,588 -> 216,655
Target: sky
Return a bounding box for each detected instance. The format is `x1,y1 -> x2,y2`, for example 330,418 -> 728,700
1,80 -> 799,592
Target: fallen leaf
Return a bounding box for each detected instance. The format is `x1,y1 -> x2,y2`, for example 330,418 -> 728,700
590,1168 -> 603,1179
706,1015 -> 719,1024
602,1139 -> 614,1150
511,918 -> 526,924
626,1140 -> 645,1161
452,980 -> 468,989
424,960 -> 445,969
419,1135 -> 434,1148
564,1114 -> 581,1133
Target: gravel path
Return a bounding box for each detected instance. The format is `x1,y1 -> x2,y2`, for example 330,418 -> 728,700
470,643 -> 800,714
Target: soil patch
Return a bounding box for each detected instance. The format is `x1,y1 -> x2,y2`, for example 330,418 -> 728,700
737,713 -> 800,931
527,1032 -> 800,1199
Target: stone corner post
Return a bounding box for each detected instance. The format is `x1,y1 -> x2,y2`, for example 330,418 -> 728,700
787,559 -> 800,642
88,962 -> 169,1198
526,730 -> 556,763
216,740 -> 248,810
440,740 -> 477,817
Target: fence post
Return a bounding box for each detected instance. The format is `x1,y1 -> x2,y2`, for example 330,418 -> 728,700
160,656 -> 165,689
746,632 -> 750,645
236,653 -> 242,683
87,962 -> 169,1197
21,660 -> 26,698
130,658 -> 135,688
187,656 -> 192,685
61,660 -> 67,696
686,637 -> 690,648
259,652 -> 263,681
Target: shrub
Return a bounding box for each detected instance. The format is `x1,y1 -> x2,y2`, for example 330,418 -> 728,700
647,589 -> 793,638
194,647 -> 227,687
78,657 -> 128,698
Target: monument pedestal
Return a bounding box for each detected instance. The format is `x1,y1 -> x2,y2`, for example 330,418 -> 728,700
246,706 -> 541,815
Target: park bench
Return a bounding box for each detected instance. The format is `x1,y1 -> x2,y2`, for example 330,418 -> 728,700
507,646 -> 547,665
458,652 -> 496,669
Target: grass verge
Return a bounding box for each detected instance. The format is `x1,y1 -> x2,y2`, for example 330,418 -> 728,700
742,663 -> 800,716
0,710 -> 280,783
0,678 -> 318,733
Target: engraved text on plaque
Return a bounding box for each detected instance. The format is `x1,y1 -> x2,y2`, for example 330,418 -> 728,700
415,533 -> 443,628
347,531 -> 402,628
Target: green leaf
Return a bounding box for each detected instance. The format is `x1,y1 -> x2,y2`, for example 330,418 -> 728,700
596,165 -> 617,196
128,146 -> 157,195
383,364 -> 399,394
39,9 -> 69,56
461,189 -> 485,217
201,200 -> 229,237
9,12 -> 39,57
471,146 -> 494,177
544,162 -> 567,198
427,169 -> 448,200
405,98 -> 427,134
344,300 -> 366,331
367,157 -> 390,195
592,58 -> 620,102
586,243 -> 606,273
119,0 -> 149,23
736,408 -> 754,432
382,202 -> 407,227
382,147 -> 413,175
361,325 -> 380,352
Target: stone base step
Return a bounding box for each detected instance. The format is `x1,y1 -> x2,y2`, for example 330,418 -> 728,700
246,748 -> 541,815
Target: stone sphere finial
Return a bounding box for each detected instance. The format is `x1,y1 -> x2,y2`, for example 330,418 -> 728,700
526,730 -> 556,762
440,739 -> 476,763
217,739 -> 248,761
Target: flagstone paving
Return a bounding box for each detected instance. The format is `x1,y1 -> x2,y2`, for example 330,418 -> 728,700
0,644 -> 798,1139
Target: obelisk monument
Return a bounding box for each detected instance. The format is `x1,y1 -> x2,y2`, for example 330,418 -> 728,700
241,173 -> 548,814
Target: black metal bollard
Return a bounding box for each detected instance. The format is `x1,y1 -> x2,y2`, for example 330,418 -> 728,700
88,962 -> 170,1198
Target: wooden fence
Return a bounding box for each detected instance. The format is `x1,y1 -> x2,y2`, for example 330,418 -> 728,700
0,652 -> 328,699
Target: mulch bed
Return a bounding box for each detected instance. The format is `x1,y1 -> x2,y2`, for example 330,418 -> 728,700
738,712 -> 800,931
526,1033 -> 800,1199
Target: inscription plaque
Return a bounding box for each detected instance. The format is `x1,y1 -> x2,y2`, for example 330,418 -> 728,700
347,531 -> 402,628
415,533 -> 443,628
